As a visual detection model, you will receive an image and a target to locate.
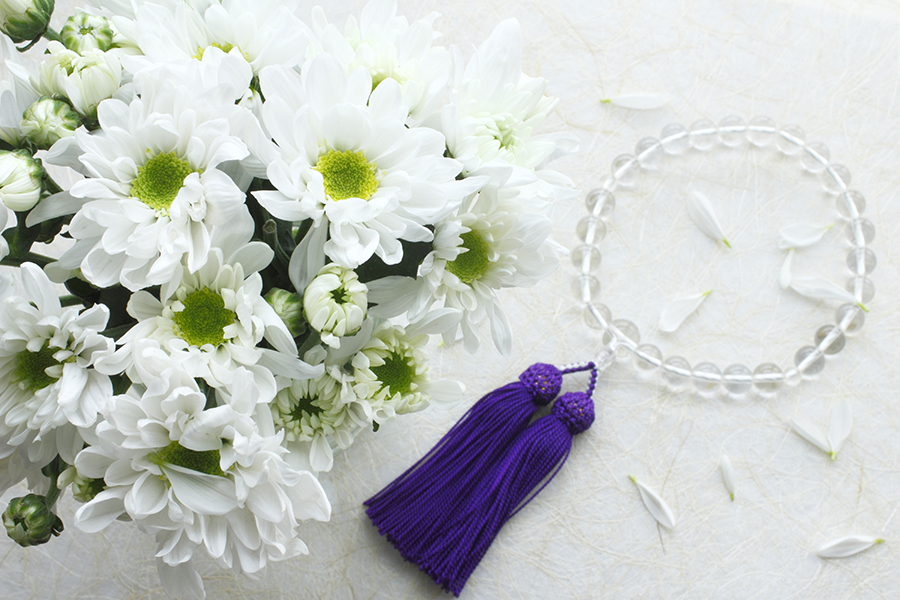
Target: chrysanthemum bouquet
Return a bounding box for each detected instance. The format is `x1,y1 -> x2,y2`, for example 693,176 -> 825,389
0,0 -> 573,596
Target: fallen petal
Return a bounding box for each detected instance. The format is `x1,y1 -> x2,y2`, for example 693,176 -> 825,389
687,191 -> 730,247
778,223 -> 832,250
629,475 -> 676,528
790,276 -> 865,311
659,290 -> 712,333
601,93 -> 671,110
827,399 -> 852,460
719,455 -> 736,501
816,535 -> 884,558
779,249 -> 794,290
791,417 -> 830,454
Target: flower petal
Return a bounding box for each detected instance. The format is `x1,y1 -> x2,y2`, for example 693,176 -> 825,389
816,535 -> 884,558
659,290 -> 712,333
779,248 -> 794,290
778,223 -> 832,250
827,399 -> 852,460
687,191 -> 730,247
719,455 -> 736,501
790,276 -> 863,309
629,475 -> 676,528
791,416 -> 830,454
601,93 -> 671,110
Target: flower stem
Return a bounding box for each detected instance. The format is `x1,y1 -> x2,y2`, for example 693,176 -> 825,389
0,252 -> 55,268
58,295 -> 82,307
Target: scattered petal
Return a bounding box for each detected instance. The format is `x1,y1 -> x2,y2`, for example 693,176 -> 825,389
629,475 -> 676,528
790,276 -> 867,311
659,290 -> 712,333
816,535 -> 884,558
791,417 -> 830,454
778,223 -> 833,250
719,455 -> 736,501
779,248 -> 795,290
600,93 -> 671,110
687,191 -> 731,247
827,400 -> 852,461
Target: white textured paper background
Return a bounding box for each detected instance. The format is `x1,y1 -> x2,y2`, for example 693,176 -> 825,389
3,0 -> 900,598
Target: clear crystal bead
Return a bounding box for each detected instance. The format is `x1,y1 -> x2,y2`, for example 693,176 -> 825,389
633,343 -> 663,373
723,364 -> 753,396
662,356 -> 691,390
577,216 -> 607,244
660,123 -> 689,154
795,346 -> 825,376
572,244 -> 601,273
775,125 -> 805,155
845,218 -> 875,245
814,325 -> 845,355
586,189 -> 616,216
635,137 -> 663,170
747,116 -> 776,146
717,116 -> 746,147
572,275 -> 600,303
584,303 -> 611,330
689,119 -> 717,151
603,319 -> 640,357
846,247 -> 876,276
752,363 -> 783,395
846,276 -> 875,304
611,154 -> 638,187
836,303 -> 865,334
822,164 -> 851,194
836,191 -> 865,219
692,362 -> 721,394
800,142 -> 829,173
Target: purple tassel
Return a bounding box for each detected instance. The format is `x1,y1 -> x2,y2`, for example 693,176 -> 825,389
364,363 -> 564,561
414,390 -> 596,596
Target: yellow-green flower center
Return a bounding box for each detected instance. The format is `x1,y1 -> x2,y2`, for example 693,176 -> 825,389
314,149 -> 378,201
193,42 -> 250,62
289,394 -> 323,421
371,351 -> 415,396
155,441 -> 225,477
172,288 -> 235,348
446,230 -> 491,284
131,152 -> 194,212
14,343 -> 61,392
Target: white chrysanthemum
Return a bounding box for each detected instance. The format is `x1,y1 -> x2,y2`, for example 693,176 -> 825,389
75,346 -> 331,600
304,263 -> 367,348
0,264 -> 114,468
97,244 -> 322,395
35,41 -> 123,118
111,0 -> 310,78
0,34 -> 39,147
368,186 -> 560,355
352,321 -> 463,414
20,97 -> 81,150
60,12 -> 116,53
440,19 -> 575,204
309,0 -> 450,121
0,149 -> 42,211
43,68 -> 254,291
254,56 -> 480,269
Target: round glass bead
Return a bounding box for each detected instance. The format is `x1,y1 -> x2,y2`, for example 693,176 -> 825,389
795,345 -> 825,376
835,303 -> 865,334
692,362 -> 721,394
598,174 -> 617,193
577,216 -> 607,244
800,142 -> 829,173
603,319 -> 640,357
660,123 -> 690,154
845,218 -> 875,245
573,275 -> 600,303
846,276 -> 875,304
633,343 -> 663,373
775,125 -> 805,155
723,364 -> 753,396
586,189 -> 616,217
635,137 -> 663,170
846,247 -> 876,275
747,116 -> 776,147
783,367 -> 802,387
611,154 -> 638,187
814,325 -> 845,355
836,191 -> 865,219
571,244 -> 601,273
689,119 -> 717,151
717,116 -> 746,147
662,356 -> 691,390
584,303 -> 611,330
752,363 -> 783,395
822,164 -> 851,194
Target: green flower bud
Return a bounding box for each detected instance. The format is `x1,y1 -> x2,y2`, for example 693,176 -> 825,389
60,12 -> 114,53
0,149 -> 44,211
3,493 -> 64,547
0,0 -> 54,44
20,97 -> 80,149
265,287 -> 305,337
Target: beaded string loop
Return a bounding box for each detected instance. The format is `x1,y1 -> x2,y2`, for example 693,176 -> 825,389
575,117 -> 874,396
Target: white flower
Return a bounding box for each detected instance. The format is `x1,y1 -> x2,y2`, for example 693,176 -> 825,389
36,41 -> 123,118
44,70 -> 255,291
304,263 -> 367,348
658,290 -> 712,333
0,263 -> 114,468
0,149 -> 42,211
309,0 -> 450,121
97,244 -> 322,394
74,349 -> 330,600
60,12 -> 116,53
629,474 -> 677,529
20,97 -> 80,150
255,57 -> 477,268
0,0 -> 53,44
687,190 -> 730,247
0,34 -> 40,146
367,185 -> 560,355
